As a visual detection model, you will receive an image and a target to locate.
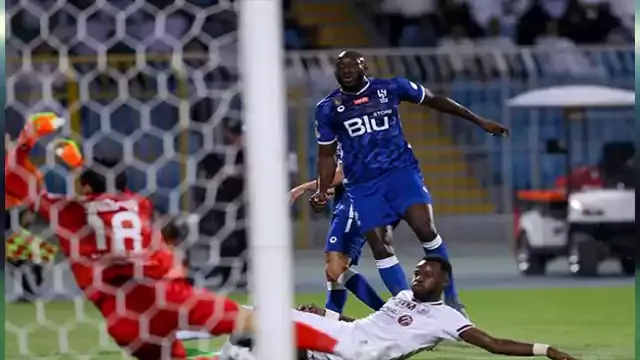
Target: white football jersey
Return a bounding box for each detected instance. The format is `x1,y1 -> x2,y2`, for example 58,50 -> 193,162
350,290 -> 473,359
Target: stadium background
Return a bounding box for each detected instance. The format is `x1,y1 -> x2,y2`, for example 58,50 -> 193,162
4,0 -> 635,359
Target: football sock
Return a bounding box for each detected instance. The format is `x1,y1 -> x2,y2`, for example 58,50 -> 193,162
374,255 -> 409,296
325,281 -> 348,314
332,267 -> 385,311
422,234 -> 459,303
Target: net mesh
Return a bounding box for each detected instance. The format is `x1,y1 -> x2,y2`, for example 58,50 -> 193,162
6,0 -> 247,358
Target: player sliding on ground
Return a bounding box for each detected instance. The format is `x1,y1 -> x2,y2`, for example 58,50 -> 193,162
290,145 -> 403,315
219,255 -> 578,360
4,116 -> 390,360
310,50 -> 510,315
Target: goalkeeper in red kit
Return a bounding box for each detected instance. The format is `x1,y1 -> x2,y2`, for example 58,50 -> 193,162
5,115 -> 387,360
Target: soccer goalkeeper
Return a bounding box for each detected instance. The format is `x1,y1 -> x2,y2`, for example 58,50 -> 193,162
5,114 -> 389,360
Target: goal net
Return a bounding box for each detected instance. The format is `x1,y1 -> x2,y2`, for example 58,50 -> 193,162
5,0 -> 292,359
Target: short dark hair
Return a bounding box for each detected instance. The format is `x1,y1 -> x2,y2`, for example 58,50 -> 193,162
337,50 -> 364,62
421,254 -> 453,276
161,220 -> 182,242
79,157 -> 127,194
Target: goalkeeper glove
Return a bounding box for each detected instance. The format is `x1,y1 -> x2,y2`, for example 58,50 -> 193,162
6,229 -> 58,263
52,139 -> 84,168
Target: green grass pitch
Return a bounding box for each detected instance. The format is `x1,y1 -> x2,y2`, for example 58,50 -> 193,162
5,286 -> 633,359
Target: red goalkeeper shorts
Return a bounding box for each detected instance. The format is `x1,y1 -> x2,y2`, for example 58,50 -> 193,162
93,279 -> 239,358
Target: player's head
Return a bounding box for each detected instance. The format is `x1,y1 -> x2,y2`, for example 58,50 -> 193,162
161,220 -> 182,247
334,50 -> 367,92
78,157 -> 127,195
410,255 -> 452,302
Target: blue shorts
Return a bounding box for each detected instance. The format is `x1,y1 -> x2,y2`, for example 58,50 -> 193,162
348,166 -> 432,232
324,203 -> 366,266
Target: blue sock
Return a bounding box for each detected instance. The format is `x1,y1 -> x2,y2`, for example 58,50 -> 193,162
422,234 -> 460,303
342,268 -> 385,311
325,282 -> 348,313
375,255 -> 409,296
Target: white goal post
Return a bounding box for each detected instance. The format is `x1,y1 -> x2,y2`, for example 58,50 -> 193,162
5,0 -> 293,359
240,1 -> 294,360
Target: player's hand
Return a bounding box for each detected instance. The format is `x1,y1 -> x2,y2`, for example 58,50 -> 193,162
27,112 -> 65,136
546,348 -> 577,360
480,119 -> 509,137
52,139 -> 84,168
325,187 -> 336,200
309,191 -> 329,213
297,303 -> 326,316
289,186 -> 308,205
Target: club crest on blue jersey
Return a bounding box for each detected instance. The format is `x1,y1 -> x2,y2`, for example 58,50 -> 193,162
377,89 -> 388,103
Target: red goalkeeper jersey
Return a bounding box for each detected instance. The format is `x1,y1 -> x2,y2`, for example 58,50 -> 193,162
5,144 -> 182,301
31,192 -> 178,294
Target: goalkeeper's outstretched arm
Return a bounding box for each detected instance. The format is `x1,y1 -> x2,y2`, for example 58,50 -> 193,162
5,114 -> 82,220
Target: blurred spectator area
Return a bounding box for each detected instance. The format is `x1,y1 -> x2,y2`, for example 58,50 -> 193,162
5,0 -> 635,215
369,0 -> 633,48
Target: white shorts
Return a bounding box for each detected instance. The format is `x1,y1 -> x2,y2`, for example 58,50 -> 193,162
178,309 -> 359,360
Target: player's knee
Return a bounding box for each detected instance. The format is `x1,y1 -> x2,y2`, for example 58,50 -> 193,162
325,254 -> 350,282
107,320 -> 139,349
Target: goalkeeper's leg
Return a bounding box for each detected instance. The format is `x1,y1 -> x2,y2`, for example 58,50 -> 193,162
96,291 -> 189,360
97,279 -> 358,359
162,281 -> 360,357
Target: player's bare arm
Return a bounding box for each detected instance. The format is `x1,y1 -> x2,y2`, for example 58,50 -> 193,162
297,303 -> 356,323
5,119 -> 82,215
420,91 -> 509,137
310,142 -> 339,212
290,163 -> 344,204
459,327 -> 577,360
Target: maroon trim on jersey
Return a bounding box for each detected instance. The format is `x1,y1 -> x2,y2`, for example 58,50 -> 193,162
456,324 -> 474,334
412,298 -> 444,305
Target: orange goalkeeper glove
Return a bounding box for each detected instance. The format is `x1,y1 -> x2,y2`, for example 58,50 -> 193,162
52,139 -> 84,168
5,113 -> 67,209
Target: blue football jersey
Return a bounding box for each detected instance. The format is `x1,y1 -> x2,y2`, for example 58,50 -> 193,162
315,77 -> 429,184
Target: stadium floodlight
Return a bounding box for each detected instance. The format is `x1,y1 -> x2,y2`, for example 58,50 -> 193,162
5,0 -> 293,358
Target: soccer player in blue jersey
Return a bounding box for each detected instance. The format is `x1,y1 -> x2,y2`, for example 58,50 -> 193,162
291,146 -> 403,315
310,50 -> 509,314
